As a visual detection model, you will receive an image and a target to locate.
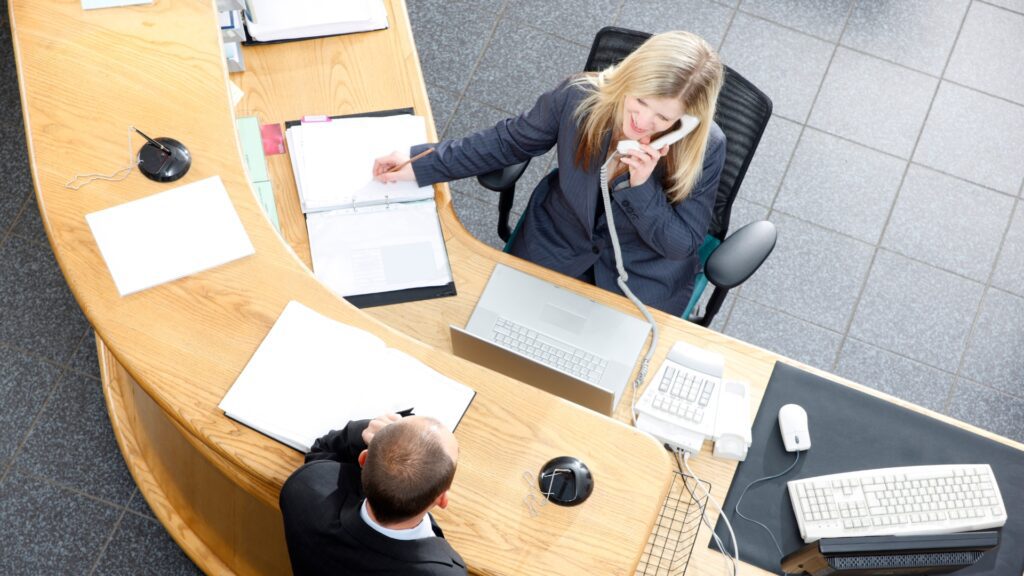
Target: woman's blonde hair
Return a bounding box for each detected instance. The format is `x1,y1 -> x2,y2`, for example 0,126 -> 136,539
572,31 -> 724,203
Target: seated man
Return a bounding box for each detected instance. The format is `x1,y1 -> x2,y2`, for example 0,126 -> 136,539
280,413 -> 466,575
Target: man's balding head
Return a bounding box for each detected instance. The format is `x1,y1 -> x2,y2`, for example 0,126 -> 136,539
361,416 -> 458,524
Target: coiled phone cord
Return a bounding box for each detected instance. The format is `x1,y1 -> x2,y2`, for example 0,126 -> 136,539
599,152 -> 659,425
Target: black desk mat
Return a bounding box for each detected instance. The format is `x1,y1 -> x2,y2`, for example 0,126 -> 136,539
711,362 -> 1024,575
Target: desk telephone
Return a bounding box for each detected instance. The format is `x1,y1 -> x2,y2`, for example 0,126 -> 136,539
635,341 -> 753,459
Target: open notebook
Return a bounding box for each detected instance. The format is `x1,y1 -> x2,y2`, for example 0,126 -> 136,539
285,110 -> 456,307
219,301 -> 475,452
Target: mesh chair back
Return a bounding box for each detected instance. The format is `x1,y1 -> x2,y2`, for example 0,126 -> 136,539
583,27 -> 773,241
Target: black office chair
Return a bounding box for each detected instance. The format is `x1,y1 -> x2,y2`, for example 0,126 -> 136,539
477,26 -> 777,327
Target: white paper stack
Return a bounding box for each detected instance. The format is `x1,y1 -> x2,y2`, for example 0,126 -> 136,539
219,301 -> 475,452
85,175 -> 255,296
244,0 -> 388,43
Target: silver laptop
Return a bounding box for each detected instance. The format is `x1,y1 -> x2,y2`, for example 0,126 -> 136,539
450,264 -> 650,415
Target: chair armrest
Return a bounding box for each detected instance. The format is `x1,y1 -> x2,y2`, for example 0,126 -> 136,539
476,160 -> 531,242
704,220 -> 777,290
477,160 -> 531,192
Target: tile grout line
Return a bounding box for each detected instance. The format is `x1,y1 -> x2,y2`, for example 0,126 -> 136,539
942,193 -> 1023,411
717,3 -> 741,54
87,505 -> 130,576
0,365 -> 68,488
829,0 -> 971,374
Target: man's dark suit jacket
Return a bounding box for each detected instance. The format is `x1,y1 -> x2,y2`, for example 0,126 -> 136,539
279,420 -> 467,576
411,76 -> 726,315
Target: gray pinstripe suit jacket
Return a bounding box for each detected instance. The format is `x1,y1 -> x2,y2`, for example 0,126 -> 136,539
411,77 -> 726,315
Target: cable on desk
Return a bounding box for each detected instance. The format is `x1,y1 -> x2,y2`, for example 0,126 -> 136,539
733,450 -> 800,575
676,448 -> 738,576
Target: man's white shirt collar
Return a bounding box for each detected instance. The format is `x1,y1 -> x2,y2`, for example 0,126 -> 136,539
360,499 -> 434,540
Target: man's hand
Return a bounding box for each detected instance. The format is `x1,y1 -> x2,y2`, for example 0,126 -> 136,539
373,152 -> 415,183
362,413 -> 402,445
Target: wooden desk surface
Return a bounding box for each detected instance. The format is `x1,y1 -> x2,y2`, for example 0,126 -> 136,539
10,1 -> 1023,575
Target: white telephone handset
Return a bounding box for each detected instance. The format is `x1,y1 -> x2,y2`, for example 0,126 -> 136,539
616,114 -> 700,155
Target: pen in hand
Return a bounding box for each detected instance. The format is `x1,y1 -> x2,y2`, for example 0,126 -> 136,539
387,147 -> 435,173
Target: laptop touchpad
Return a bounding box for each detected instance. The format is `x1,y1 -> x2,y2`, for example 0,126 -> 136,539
542,303 -> 587,334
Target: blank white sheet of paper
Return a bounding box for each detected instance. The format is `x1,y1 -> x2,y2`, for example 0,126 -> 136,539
85,175 -> 255,296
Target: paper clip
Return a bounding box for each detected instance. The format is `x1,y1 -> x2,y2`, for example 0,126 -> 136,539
540,468 -> 572,500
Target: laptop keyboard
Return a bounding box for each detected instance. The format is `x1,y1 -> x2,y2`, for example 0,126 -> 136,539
491,317 -> 608,384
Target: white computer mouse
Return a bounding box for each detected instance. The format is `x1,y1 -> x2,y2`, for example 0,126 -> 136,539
778,404 -> 811,452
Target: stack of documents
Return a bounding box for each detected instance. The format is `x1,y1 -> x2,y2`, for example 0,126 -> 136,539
244,0 -> 388,43
286,113 -> 454,305
219,301 -> 476,452
85,176 -> 255,296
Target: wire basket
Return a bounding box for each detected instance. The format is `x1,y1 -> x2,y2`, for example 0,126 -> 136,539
636,472 -> 711,576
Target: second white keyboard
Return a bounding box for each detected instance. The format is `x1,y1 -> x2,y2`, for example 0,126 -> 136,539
788,464 -> 1007,543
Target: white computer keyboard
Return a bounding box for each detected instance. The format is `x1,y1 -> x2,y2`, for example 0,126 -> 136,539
788,464 -> 1007,543
491,317 -> 608,384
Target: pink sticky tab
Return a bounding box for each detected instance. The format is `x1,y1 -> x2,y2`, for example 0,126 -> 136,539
301,115 -> 331,123
261,123 -> 285,156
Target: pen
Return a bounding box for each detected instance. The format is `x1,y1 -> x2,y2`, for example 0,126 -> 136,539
397,407 -> 415,417
133,127 -> 171,154
387,147 -> 435,173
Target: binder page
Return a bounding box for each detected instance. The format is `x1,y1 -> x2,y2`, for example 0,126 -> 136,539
218,301 -> 389,452
293,115 -> 434,213
306,199 -> 452,297
85,175 -> 255,296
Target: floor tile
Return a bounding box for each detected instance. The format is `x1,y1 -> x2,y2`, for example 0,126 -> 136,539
960,288 -> 1024,397
444,94 -> 516,139
736,115 -> 801,207
93,513 -> 200,576
0,469 -> 121,576
945,2 -> 1024,106
0,184 -> 26,235
720,13 -> 835,122
808,48 -> 937,158
406,0 -> 496,92
464,17 -> 588,116
126,488 -> 156,520
616,0 -> 734,49
426,82 -> 460,139
10,190 -> 47,247
15,372 -> 135,506
882,165 -> 1014,280
946,378 -> 1024,442
834,337 -> 953,412
914,82 -> 1024,195
840,0 -> 969,76
503,0 -> 623,46
979,0 -> 1024,14
849,249 -> 983,372
450,191 -> 506,250
0,235 -> 89,364
0,344 -> 60,469
724,197 -> 769,234
992,202 -> 1024,297
68,329 -> 101,379
740,212 -> 874,331
738,0 -> 852,41
724,296 -> 842,369
774,129 -> 906,243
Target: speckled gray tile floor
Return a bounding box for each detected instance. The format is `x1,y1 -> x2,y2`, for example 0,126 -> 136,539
1,0 -> 1022,573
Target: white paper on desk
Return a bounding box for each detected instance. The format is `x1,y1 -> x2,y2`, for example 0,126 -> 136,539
81,0 -> 152,9
288,115 -> 434,213
245,0 -> 388,42
85,175 -> 255,296
306,199 -> 451,297
218,301 -> 475,452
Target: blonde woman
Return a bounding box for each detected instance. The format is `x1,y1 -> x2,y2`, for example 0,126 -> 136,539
374,31 -> 726,315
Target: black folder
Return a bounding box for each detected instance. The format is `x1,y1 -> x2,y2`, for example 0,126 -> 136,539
711,362 -> 1024,575
285,108 -> 457,309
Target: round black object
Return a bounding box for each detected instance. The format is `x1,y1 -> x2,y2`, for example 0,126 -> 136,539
137,137 -> 191,182
538,456 -> 594,506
